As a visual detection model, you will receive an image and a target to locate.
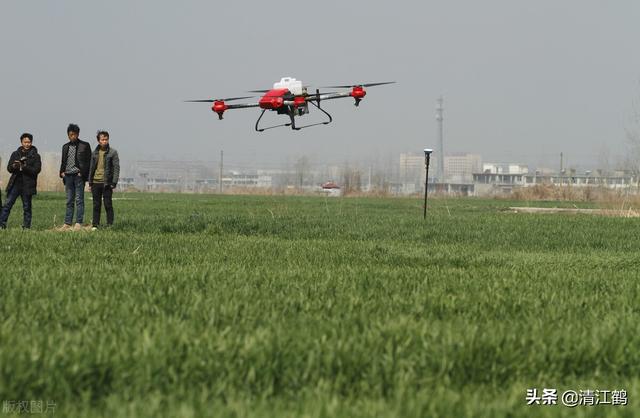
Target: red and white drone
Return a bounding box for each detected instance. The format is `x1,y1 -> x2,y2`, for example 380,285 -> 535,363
186,77 -> 395,131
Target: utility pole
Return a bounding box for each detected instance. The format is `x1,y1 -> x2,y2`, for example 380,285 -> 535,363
436,96 -> 445,182
219,150 -> 223,194
423,149 -> 433,219
560,152 -> 564,173
404,157 -> 408,193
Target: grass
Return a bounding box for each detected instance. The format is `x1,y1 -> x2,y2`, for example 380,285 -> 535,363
0,193 -> 638,417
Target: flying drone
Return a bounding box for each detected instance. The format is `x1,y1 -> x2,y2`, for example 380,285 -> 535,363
186,77 -> 395,131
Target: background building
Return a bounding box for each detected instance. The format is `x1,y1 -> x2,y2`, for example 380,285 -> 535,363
444,153 -> 482,183
482,163 -> 529,175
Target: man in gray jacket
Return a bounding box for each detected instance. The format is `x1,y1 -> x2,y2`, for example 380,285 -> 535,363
88,130 -> 120,229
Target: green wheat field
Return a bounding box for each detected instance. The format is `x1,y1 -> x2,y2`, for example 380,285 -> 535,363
1,193 -> 638,417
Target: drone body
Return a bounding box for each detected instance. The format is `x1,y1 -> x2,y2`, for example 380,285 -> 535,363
186,77 -> 395,131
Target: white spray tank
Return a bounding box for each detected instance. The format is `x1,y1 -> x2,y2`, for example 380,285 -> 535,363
273,77 -> 304,96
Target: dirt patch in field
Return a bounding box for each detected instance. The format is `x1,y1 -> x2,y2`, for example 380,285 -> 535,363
50,224 -> 96,232
509,207 -> 640,217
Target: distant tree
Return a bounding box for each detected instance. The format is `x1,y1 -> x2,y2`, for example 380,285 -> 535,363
351,168 -> 362,193
341,162 -> 362,195
280,156 -> 295,190
341,162 -> 351,194
597,143 -> 611,177
294,155 -> 310,189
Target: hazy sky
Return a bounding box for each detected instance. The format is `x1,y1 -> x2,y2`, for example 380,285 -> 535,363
1,0 -> 639,170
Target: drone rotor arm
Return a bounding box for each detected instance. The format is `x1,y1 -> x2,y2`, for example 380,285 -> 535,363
300,91 -> 351,104
225,102 -> 261,110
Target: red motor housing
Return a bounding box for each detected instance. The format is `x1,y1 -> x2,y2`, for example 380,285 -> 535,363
212,100 -> 228,119
350,86 -> 366,99
350,86 -> 366,106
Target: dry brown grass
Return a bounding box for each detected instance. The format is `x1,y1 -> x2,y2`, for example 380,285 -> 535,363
223,187 -> 310,196
509,206 -> 640,217
216,187 -> 394,197
509,184 -> 640,211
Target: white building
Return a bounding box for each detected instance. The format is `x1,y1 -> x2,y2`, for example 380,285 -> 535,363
221,171 -> 273,188
482,163 -> 529,175
473,170 -> 639,195
399,153 -> 430,193
444,153 -> 482,183
399,152 -> 480,193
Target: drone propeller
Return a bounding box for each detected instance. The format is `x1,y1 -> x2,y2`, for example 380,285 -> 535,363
321,81 -> 396,89
184,96 -> 254,103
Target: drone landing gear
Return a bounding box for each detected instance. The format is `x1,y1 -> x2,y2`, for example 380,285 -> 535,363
292,100 -> 333,130
255,109 -> 292,131
254,102 -> 333,132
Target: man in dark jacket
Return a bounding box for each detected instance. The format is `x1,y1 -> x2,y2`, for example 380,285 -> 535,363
0,133 -> 42,229
59,123 -> 91,230
88,130 -> 120,228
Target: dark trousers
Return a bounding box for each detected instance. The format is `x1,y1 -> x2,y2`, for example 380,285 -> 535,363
0,188 -> 33,228
91,183 -> 114,226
